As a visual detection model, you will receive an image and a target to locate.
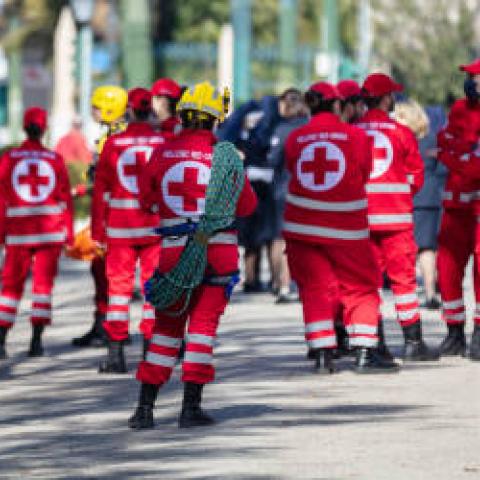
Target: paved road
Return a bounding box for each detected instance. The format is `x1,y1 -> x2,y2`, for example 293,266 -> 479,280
0,258 -> 479,480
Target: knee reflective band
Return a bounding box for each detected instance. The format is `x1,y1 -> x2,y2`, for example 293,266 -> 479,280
145,142 -> 244,316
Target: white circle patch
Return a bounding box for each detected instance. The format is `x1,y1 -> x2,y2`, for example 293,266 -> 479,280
117,145 -> 154,194
367,130 -> 394,179
162,161 -> 211,216
12,158 -> 55,203
297,141 -> 345,192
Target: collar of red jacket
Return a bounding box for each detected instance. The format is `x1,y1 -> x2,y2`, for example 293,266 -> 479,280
161,116 -> 180,133
360,108 -> 391,122
125,121 -> 154,134
310,112 -> 342,125
178,128 -> 217,144
20,138 -> 45,150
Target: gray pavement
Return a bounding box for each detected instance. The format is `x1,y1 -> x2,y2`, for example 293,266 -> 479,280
0,257 -> 479,480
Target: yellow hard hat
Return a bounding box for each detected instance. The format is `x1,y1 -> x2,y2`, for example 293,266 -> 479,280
177,82 -> 230,121
91,85 -> 128,124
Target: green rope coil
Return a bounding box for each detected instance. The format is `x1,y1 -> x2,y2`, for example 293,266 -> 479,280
145,141 -> 245,316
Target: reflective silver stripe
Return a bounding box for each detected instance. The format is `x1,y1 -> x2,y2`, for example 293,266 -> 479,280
162,232 -> 237,248
6,205 -> 64,217
305,320 -> 334,334
476,303 -> 480,311
394,293 -> 418,305
31,308 -> 51,318
406,174 -> 414,184
460,192 -> 475,202
142,310 -> 155,320
284,221 -> 369,240
106,312 -> 129,321
109,295 -> 130,306
346,324 -> 377,335
32,294 -> 51,304
397,308 -> 419,321
145,351 -> 177,368
187,334 -> 214,347
151,334 -> 182,349
6,232 -> 66,245
286,193 -> 367,212
109,198 -> 140,209
103,192 -> 110,202
349,336 -> 378,348
106,227 -> 156,238
0,296 -> 19,308
308,335 -> 337,349
184,352 -> 213,364
366,183 -> 411,193
0,311 -> 15,323
160,217 -> 200,227
445,312 -> 466,321
368,214 -> 412,225
442,299 -> 464,310
442,191 -> 453,201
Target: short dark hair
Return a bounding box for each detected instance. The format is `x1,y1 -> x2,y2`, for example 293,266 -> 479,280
133,109 -> 150,121
362,93 -> 384,110
24,123 -> 43,140
304,90 -> 336,115
179,110 -> 216,130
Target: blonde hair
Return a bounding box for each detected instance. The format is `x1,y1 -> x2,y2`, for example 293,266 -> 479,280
394,99 -> 429,139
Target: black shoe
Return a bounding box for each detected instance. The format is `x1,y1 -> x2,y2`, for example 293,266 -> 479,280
333,324 -> 350,359
128,383 -> 159,430
28,325 -> 44,357
99,341 -> 127,373
440,324 -> 466,357
402,322 -> 439,361
275,292 -> 298,304
178,382 -> 215,428
470,325 -> 480,361
313,348 -> 335,374
306,348 -> 316,360
0,326 -> 8,359
355,347 -> 400,374
420,297 -> 441,310
72,313 -> 108,348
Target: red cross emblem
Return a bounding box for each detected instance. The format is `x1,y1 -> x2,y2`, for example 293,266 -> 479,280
162,161 -> 211,216
117,146 -> 153,194
297,141 -> 345,191
367,130 -> 393,179
12,158 -> 55,202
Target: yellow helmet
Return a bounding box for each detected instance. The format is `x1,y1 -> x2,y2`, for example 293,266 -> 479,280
91,85 -> 128,124
177,82 -> 230,121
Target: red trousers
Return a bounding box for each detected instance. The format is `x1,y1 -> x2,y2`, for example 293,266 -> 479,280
286,239 -> 381,349
437,209 -> 480,325
0,245 -> 62,329
370,229 -> 420,327
137,284 -> 228,386
104,243 -> 160,341
91,255 -> 108,315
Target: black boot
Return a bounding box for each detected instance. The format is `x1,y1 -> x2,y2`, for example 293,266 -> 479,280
0,326 -> 8,359
128,383 -> 159,429
99,340 -> 127,373
470,325 -> 480,361
402,322 -> 439,361
313,348 -> 335,374
376,321 -> 394,362
355,347 -> 400,374
72,312 -> 108,348
178,382 -> 215,428
439,324 -> 466,357
28,325 -> 44,357
333,324 -> 350,358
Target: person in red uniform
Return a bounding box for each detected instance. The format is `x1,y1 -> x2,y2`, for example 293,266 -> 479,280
337,79 -> 365,124
436,59 -> 480,359
92,88 -> 169,373
128,82 -> 257,429
0,107 -> 73,358
151,77 -> 183,134
357,73 -> 438,361
283,81 -> 399,374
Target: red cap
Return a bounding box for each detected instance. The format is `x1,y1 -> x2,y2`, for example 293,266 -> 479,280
460,59 -> 480,75
23,107 -> 47,132
128,88 -> 152,112
337,79 -> 362,99
308,82 -> 342,100
362,73 -> 403,97
151,78 -> 182,99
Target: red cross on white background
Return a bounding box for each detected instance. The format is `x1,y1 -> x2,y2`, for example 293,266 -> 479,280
18,163 -> 50,197
168,167 -> 207,212
300,146 -> 340,186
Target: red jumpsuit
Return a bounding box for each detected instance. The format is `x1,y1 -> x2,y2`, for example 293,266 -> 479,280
283,112 -> 381,349
0,139 -> 73,328
357,109 -> 424,327
91,122 -> 168,342
136,129 -> 257,386
437,98 -> 480,326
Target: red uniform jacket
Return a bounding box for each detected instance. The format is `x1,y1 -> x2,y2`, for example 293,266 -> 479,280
356,109 -> 424,231
0,139 -> 73,247
139,129 -> 257,275
437,98 -> 480,209
283,112 -> 372,245
91,122 -> 169,245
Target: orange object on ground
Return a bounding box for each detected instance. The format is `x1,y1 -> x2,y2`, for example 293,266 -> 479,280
65,226 -> 104,262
